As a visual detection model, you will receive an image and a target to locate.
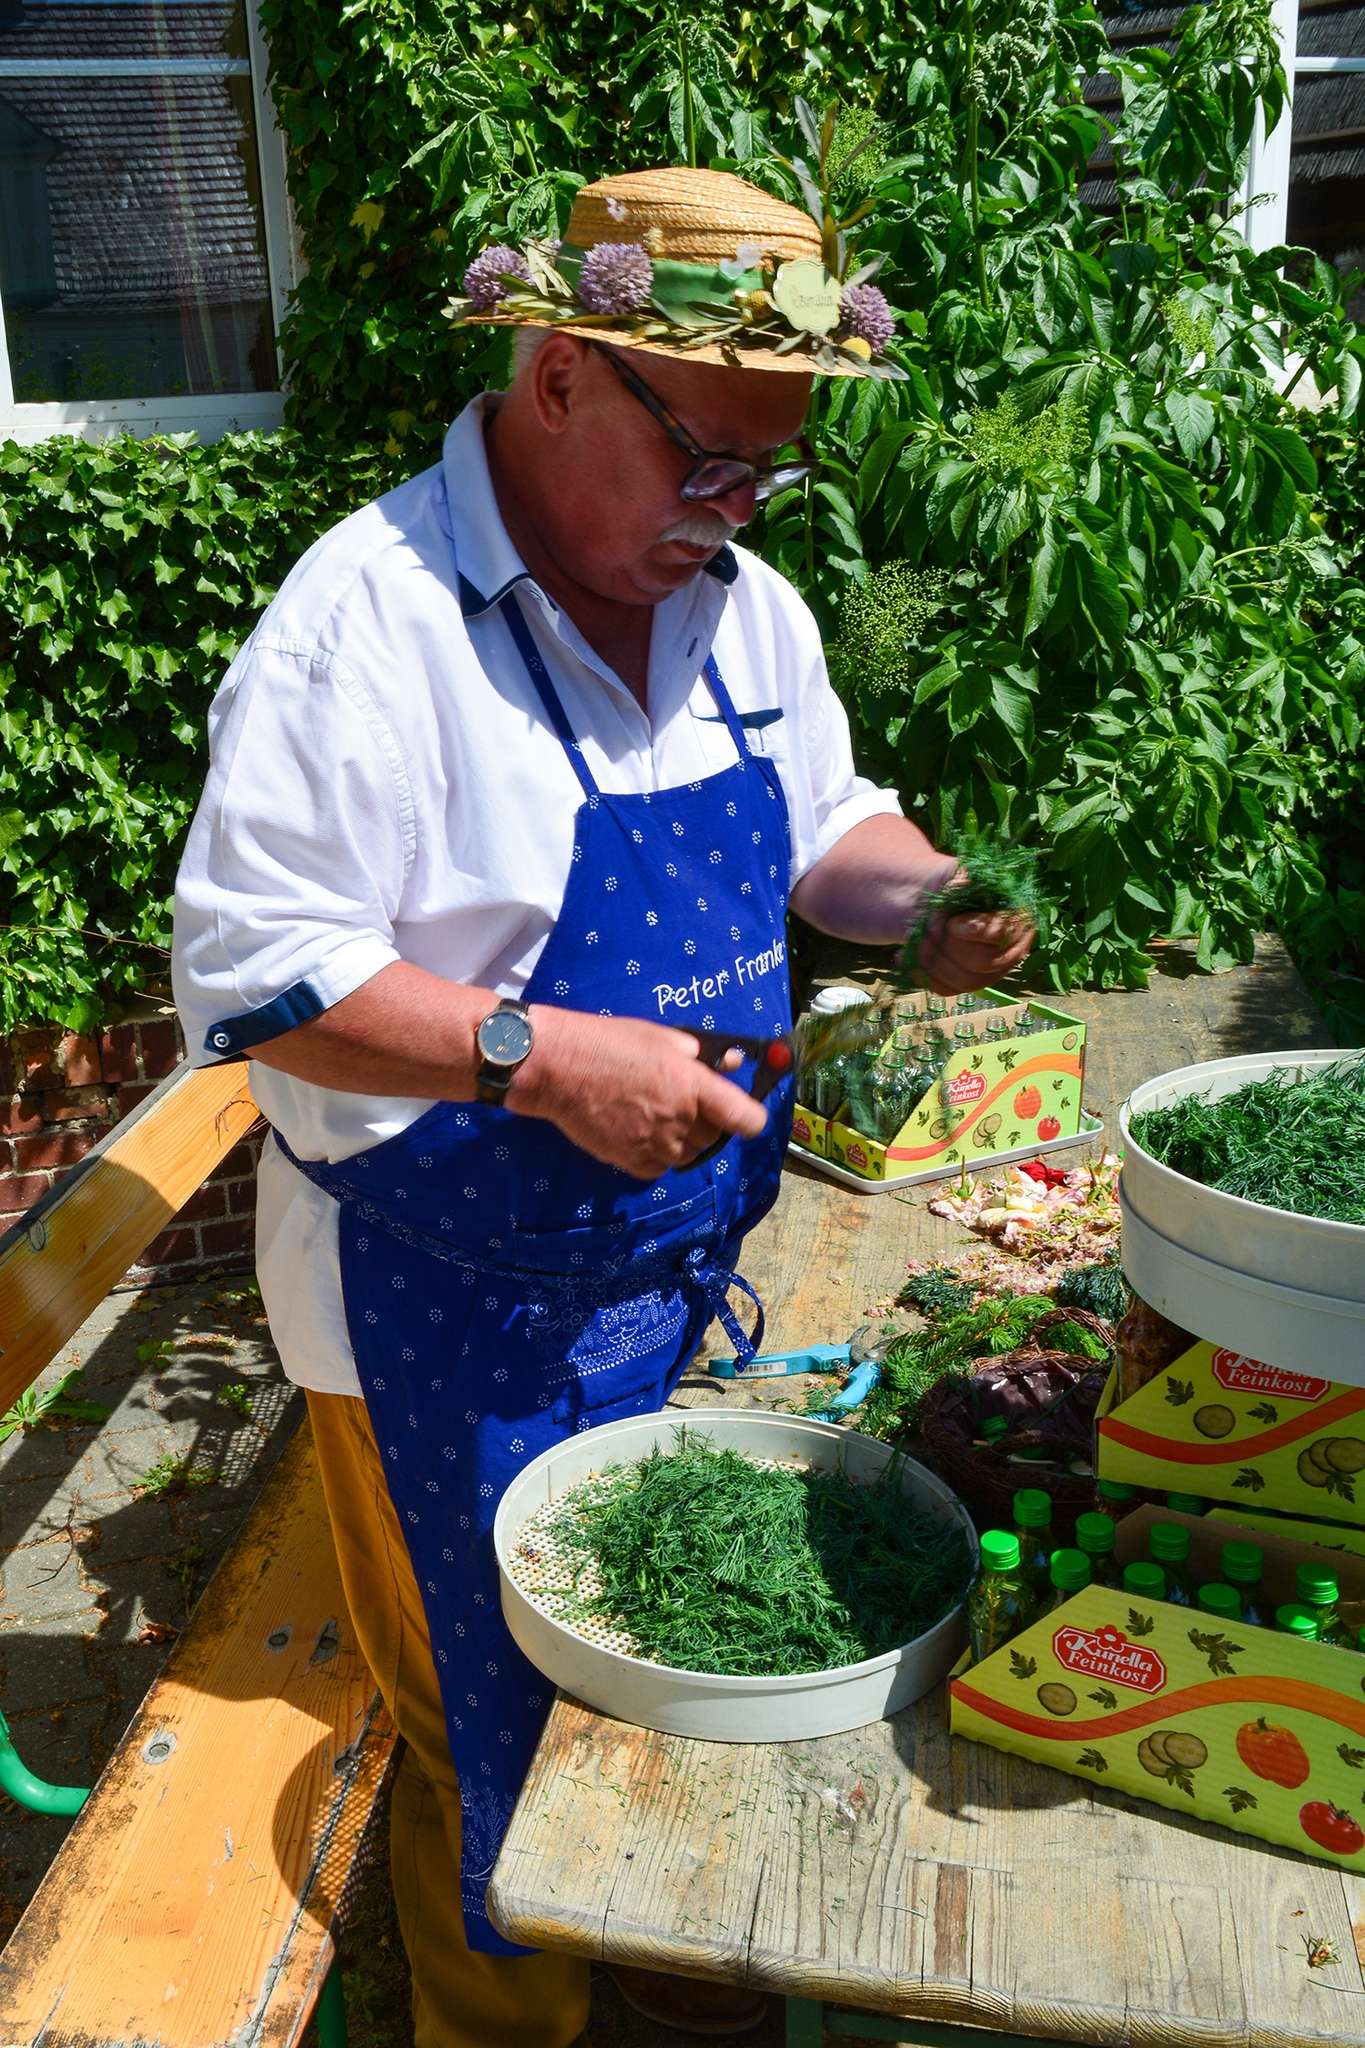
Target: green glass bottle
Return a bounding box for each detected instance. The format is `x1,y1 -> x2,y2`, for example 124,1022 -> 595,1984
1275,1603 -> 1320,1641
976,1414 -> 1009,1448
1147,1521 -> 1196,1606
968,1531 -> 1037,1664
1123,1560 -> 1167,1600
1295,1564 -> 1352,1648
1073,1511 -> 1122,1590
1165,1492 -> 1208,1517
1094,1477 -> 1137,1520
1196,1582 -> 1242,1621
1220,1541 -> 1267,1628
1046,1547 -> 1092,1612
1012,1489 -> 1054,1596
867,1048 -> 916,1144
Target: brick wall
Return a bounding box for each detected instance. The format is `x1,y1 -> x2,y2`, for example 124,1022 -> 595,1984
1,1005 -> 262,1283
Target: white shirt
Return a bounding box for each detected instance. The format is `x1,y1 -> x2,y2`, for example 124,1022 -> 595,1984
172,395 -> 901,1395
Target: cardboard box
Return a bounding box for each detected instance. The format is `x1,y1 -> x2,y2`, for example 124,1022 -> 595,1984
1097,1342 -> 1365,1528
816,992 -> 1087,1184
1207,1505 -> 1365,1562
789,1103 -> 828,1157
951,1507 -> 1365,1870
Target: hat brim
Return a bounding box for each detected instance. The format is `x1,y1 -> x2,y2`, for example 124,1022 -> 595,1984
467,312 -> 864,377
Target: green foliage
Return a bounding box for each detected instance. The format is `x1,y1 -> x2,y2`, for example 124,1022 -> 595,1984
134,1453 -> 214,1498
0,1369 -> 108,1443
0,433 -> 398,1030
3,0 -> 1363,1027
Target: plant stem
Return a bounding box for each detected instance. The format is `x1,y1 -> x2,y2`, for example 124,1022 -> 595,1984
677,18 -> 696,168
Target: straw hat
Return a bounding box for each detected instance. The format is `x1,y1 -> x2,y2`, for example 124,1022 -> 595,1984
446,167 -> 900,378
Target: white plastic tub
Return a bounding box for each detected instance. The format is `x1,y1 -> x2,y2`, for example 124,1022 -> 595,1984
1120,1050 -> 1365,1380
493,1408 -> 976,1742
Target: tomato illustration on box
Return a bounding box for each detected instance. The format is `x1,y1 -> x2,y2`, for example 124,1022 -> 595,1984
1097,1341 -> 1365,1529
951,1557 -> 1365,1869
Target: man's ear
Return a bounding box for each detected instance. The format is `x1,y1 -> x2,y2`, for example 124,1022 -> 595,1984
529,333 -> 590,435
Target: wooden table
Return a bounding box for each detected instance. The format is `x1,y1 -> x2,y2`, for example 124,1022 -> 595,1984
489,942 -> 1365,2045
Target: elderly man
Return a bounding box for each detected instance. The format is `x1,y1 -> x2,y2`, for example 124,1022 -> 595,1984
172,167 -> 1032,2047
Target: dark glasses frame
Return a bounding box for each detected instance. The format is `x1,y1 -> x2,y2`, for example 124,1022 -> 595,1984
590,341 -> 818,504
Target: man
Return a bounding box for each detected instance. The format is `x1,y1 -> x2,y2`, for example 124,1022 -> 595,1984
172,166 -> 1033,2048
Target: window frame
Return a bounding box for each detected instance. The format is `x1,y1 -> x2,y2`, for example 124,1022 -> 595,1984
0,3 -> 297,445
1242,0 -> 1365,254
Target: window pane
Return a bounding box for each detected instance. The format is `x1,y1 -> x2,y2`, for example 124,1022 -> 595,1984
0,0 -> 277,403
1287,27 -> 1365,323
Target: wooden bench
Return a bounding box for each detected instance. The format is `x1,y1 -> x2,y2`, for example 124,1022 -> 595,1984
0,1060 -> 398,2048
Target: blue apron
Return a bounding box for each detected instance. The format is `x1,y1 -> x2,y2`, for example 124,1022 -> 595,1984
276,593 -> 793,1951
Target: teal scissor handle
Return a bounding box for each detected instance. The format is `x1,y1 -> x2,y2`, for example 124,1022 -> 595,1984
708,1341 -> 851,1380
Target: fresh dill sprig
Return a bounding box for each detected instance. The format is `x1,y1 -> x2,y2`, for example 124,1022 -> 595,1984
1129,1055 -> 1365,1225
900,830 -> 1042,990
544,1434 -> 972,1678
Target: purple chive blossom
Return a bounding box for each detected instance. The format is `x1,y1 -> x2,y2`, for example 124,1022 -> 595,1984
577,241 -> 654,315
462,244 -> 531,311
838,282 -> 895,353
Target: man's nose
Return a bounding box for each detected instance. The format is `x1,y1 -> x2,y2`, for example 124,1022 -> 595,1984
707,478 -> 757,528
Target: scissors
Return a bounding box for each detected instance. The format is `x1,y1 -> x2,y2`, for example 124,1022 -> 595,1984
690,1030 -> 793,1166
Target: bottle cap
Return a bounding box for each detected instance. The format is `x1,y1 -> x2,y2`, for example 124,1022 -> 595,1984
979,1530 -> 1021,1573
978,1416 -> 1009,1444
1165,1492 -> 1207,1516
1074,1512 -> 1116,1556
1220,1541 -> 1264,1584
1049,1547 -> 1091,1593
1196,1582 -> 1242,1620
1296,1563 -> 1340,1607
1276,1603 -> 1320,1639
1148,1521 -> 1190,1562
1013,1488 -> 1052,1529
1123,1561 -> 1166,1598
1096,1478 -> 1136,1504
809,986 -> 873,1014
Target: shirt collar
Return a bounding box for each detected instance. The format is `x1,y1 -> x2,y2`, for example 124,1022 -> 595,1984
443,393 -> 738,621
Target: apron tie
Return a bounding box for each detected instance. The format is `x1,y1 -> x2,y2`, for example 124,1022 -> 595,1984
683,1245 -> 766,1366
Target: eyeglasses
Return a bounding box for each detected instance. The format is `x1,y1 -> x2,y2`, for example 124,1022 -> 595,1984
591,342 -> 818,504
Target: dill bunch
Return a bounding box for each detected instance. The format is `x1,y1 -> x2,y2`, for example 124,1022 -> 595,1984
900,830 -> 1042,989
1052,1261 -> 1129,1324
545,1435 -> 971,1677
1129,1055 -> 1365,1225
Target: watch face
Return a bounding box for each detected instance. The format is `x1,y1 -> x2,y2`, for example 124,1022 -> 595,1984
479,1009 -> 533,1066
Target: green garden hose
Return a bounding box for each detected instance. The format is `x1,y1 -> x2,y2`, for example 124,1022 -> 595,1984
0,1706 -> 89,1817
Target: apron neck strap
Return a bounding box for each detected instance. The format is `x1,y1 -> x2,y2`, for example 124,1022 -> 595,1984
501,590 -> 750,796
501,590 -> 600,800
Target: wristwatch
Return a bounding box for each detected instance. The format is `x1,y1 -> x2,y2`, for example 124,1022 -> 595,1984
474,998 -> 534,1104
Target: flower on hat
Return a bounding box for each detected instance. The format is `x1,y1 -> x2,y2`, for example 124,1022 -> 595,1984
462,244 -> 532,311
577,241 -> 654,315
838,281 -> 895,353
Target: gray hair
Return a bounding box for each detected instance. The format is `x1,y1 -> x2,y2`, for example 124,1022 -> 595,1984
510,327 -> 551,382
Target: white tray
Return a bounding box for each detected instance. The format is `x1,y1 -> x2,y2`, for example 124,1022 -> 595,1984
1120,1050 -> 1365,1378
787,1109 -> 1105,1195
494,1409 -> 976,1742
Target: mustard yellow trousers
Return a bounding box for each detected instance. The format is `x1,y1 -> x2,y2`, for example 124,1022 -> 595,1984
307,1391 -> 591,2048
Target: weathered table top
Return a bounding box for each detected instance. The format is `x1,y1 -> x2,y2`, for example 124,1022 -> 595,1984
489,941 -> 1365,2043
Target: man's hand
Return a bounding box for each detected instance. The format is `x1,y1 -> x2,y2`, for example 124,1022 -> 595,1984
511,1009 -> 769,1180
914,902 -> 1036,997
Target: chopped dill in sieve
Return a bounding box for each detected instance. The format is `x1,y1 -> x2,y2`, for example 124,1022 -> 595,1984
1129,1054 -> 1365,1225
542,1434 -> 972,1677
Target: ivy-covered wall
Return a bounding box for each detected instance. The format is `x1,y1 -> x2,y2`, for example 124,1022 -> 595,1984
1,0 -> 1362,1044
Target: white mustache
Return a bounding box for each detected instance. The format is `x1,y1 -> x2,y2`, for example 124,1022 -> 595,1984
658,512 -> 738,546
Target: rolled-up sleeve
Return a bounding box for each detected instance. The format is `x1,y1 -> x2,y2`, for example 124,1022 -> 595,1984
172,638 -> 411,1063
